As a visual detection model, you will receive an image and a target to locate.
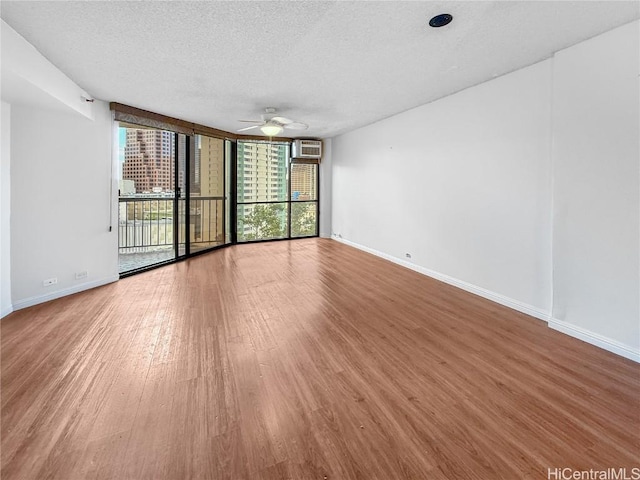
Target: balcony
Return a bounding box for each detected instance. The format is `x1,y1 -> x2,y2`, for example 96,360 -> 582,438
118,196 -> 225,273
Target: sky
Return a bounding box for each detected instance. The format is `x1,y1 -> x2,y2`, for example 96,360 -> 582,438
118,128 -> 125,163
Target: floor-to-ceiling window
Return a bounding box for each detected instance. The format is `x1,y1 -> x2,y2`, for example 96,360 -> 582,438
114,105 -> 319,274
290,161 -> 319,238
117,124 -> 231,274
236,141 -> 319,242
236,141 -> 290,242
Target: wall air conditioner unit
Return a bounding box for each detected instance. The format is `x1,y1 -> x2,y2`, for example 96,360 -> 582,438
292,139 -> 322,160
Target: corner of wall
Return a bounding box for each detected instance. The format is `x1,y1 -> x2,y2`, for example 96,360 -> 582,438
319,137 -> 332,238
1,101 -> 13,318
550,19 -> 640,360
548,318 -> 640,363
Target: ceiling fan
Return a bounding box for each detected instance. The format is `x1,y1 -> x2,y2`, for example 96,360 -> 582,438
237,108 -> 308,136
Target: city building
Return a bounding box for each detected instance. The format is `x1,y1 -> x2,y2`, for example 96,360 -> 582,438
237,142 -> 289,239
122,128 -> 175,193
191,135 -> 225,246
237,141 -> 288,203
290,163 -> 316,201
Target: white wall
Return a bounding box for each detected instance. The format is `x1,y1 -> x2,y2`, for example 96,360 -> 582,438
550,21 -> 640,356
332,59 -> 553,317
331,20 -> 640,361
1,101 -> 12,317
10,101 -> 118,309
319,138 -> 332,238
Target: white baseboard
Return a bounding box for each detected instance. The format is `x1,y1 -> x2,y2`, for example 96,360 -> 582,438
1,305 -> 13,318
332,237 -> 639,363
548,318 -> 640,363
333,236 -> 550,322
11,275 -> 119,311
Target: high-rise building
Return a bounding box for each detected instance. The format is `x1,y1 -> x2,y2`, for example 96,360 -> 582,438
122,129 -> 175,193
195,136 -> 224,197
192,136 -> 225,244
290,163 -> 316,201
237,142 -> 288,202
237,142 -> 289,239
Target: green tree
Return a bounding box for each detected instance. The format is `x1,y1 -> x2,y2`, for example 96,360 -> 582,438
241,204 -> 286,241
291,202 -> 317,237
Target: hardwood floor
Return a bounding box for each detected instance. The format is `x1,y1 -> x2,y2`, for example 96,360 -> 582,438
1,238 -> 638,479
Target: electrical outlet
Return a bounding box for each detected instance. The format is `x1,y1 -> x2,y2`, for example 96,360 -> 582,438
43,277 -> 58,287
75,271 -> 88,280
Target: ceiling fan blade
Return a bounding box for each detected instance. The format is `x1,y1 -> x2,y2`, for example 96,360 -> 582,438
284,122 -> 308,130
271,116 -> 293,125
238,120 -> 263,123
237,125 -> 259,132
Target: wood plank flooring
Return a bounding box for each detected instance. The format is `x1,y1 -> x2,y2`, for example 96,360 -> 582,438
1,238 -> 639,479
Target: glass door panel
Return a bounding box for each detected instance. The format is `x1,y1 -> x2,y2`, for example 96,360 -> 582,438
176,133 -> 187,257
118,124 -> 184,274
224,140 -> 232,244
190,135 -> 225,253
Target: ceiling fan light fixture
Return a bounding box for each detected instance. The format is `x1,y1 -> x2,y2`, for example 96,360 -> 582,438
261,124 -> 283,136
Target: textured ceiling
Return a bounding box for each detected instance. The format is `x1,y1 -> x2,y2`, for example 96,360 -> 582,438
1,1 -> 639,138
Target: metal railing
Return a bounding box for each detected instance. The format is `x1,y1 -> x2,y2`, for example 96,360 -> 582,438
118,196 -> 225,253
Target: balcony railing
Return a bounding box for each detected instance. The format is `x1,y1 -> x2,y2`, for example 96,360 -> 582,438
118,195 -> 225,259
119,197 -> 175,252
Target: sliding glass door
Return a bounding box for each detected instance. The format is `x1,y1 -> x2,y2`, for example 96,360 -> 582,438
189,135 -> 226,253
118,125 -> 185,273
118,126 -> 230,274
118,134 -> 318,273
